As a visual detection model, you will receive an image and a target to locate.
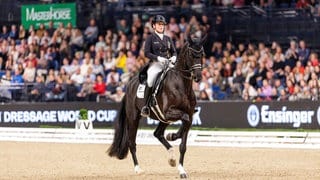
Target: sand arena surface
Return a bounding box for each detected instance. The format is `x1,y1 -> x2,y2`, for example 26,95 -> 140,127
0,141 -> 319,179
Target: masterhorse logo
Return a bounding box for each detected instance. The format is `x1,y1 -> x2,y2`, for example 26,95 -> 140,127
247,104 -> 260,127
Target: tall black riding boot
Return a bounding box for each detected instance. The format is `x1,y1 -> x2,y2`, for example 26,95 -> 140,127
141,86 -> 152,117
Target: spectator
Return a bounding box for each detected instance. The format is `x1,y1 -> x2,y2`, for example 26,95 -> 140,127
45,76 -> 66,101
18,25 -> 27,41
242,81 -> 258,100
117,19 -> 130,36
0,25 -> 9,40
36,23 -> 46,38
231,68 -> 245,98
28,75 -> 45,102
115,48 -> 127,73
23,61 -> 36,83
91,74 -> 106,101
70,28 -> 84,57
257,79 -> 274,100
80,52 -> 93,77
77,76 -> 94,101
297,40 -> 310,66
284,40 -> 298,69
46,21 -> 55,37
9,24 -> 18,40
95,35 -> 106,52
70,67 -> 84,91
0,69 -> 12,100
27,30 -> 40,45
84,18 -> 98,47
108,86 -> 125,102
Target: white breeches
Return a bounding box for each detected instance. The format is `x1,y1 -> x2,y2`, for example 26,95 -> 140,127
147,62 -> 165,87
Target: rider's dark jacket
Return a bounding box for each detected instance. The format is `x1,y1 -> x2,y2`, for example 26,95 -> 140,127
144,32 -> 177,62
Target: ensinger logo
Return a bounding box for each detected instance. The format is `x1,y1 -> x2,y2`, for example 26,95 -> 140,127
247,104 -> 260,127
247,105 -> 314,128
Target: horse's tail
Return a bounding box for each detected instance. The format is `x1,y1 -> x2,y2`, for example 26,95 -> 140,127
107,95 -> 129,159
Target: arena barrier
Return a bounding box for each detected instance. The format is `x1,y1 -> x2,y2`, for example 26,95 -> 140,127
0,127 -> 320,149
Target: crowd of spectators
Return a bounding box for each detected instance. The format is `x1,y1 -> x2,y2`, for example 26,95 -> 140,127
0,0 -> 319,103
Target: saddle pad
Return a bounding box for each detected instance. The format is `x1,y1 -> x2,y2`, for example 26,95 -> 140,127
137,84 -> 146,98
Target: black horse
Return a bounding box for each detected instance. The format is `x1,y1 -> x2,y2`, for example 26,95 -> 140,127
108,35 -> 206,179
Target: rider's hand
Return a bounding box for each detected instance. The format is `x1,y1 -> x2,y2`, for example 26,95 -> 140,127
169,56 -> 177,64
157,56 -> 168,64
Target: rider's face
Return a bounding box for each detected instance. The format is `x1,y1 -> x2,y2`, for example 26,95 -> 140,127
154,22 -> 165,34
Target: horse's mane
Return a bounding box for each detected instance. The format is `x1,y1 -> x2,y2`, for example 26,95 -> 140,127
176,41 -> 189,69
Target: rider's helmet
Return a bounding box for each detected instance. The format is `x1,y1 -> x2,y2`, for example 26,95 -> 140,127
152,15 -> 167,25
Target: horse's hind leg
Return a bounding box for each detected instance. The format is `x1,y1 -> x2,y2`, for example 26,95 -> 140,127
166,112 -> 189,141
128,116 -> 143,174
153,122 -> 176,167
166,126 -> 183,141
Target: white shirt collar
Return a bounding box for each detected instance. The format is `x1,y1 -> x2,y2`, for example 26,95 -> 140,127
155,31 -> 164,40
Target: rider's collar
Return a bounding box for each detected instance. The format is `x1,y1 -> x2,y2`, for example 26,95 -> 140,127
155,31 -> 164,40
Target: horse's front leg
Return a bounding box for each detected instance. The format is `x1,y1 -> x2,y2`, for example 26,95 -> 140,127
177,113 -> 192,179
153,122 -> 176,167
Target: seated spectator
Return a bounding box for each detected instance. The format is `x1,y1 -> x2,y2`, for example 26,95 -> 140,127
70,28 -> 84,57
9,24 -> 18,40
95,35 -> 106,52
92,57 -> 105,77
40,30 -> 51,46
84,18 -> 98,47
0,25 -> 9,40
46,21 -> 55,37
257,79 -> 274,100
242,81 -> 258,100
11,68 -> 24,101
29,75 -> 45,102
231,68 -> 245,98
108,86 -> 125,102
27,30 -> 40,45
309,52 -> 319,67
77,76 -> 94,101
18,25 -> 26,41
277,89 -> 289,101
70,67 -> 84,91
45,76 -> 66,101
0,70 -> 12,101
91,74 -> 106,101
36,23 -> 46,38
23,61 -> 36,83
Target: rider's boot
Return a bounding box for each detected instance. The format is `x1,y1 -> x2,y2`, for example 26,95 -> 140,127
141,86 -> 152,117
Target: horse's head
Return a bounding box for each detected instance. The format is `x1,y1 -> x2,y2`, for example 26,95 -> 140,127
186,35 -> 206,82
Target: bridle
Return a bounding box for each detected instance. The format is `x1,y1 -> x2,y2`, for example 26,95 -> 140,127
175,43 -> 204,80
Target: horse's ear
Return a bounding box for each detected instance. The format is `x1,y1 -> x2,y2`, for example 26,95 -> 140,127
200,34 -> 207,45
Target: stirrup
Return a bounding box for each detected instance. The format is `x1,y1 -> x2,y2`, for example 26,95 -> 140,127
140,106 -> 150,117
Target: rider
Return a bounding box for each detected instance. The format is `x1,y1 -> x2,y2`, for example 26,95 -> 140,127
141,15 -> 177,117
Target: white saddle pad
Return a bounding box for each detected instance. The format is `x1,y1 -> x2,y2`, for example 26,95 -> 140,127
137,84 -> 146,98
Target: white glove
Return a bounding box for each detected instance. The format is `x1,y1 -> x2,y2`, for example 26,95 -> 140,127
157,56 -> 168,64
169,56 -> 177,64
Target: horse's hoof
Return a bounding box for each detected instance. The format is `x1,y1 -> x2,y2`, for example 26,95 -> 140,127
168,158 -> 176,167
180,173 -> 188,179
166,133 -> 173,141
134,166 -> 144,174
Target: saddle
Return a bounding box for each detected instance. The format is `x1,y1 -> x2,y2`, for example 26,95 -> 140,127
138,64 -> 149,84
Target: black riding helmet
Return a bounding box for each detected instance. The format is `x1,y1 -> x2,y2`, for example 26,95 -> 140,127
152,15 -> 167,25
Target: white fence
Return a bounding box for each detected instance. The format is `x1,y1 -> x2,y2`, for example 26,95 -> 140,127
0,127 -> 320,149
